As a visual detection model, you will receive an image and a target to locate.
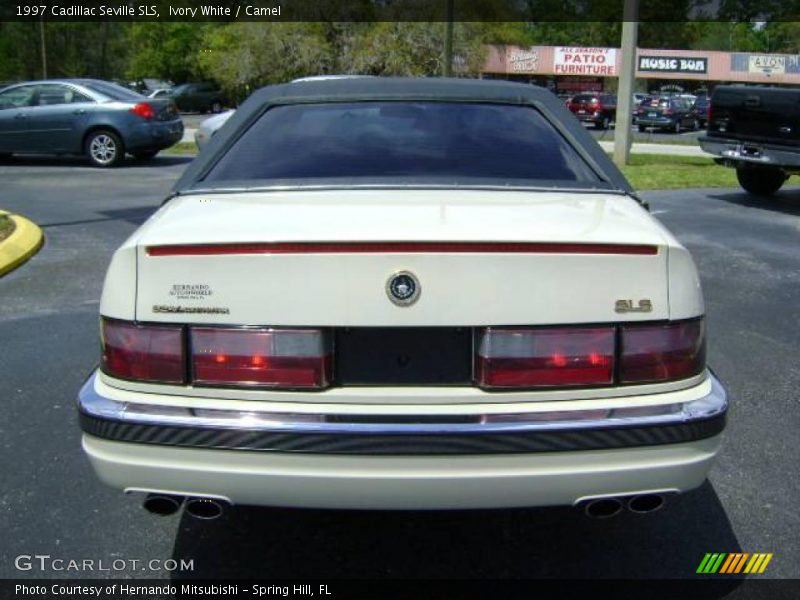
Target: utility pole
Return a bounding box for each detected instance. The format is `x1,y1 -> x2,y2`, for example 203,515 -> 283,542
443,0 -> 454,77
613,0 -> 639,166
39,17 -> 47,78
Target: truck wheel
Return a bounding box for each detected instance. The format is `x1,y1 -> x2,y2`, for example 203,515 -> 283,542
736,166 -> 787,196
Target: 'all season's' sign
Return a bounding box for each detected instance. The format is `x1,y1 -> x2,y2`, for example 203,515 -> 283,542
638,55 -> 708,74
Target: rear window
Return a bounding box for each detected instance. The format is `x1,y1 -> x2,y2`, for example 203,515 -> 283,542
204,102 -> 599,185
79,80 -> 144,102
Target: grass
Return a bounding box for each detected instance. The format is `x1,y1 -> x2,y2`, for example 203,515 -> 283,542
613,154 -> 738,191
163,142 -> 199,156
0,215 -> 15,243
595,133 -> 702,146
160,144 -> 738,192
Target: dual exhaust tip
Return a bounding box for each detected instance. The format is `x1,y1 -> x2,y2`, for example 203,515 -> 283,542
144,492 -> 665,520
583,493 -> 666,518
142,494 -> 228,520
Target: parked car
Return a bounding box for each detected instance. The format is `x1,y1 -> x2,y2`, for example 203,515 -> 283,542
0,79 -> 183,167
169,82 -> 226,113
631,93 -> 648,124
78,78 -> 726,519
194,109 -> 234,149
692,95 -> 711,129
130,78 -> 174,96
567,93 -> 616,129
700,85 -> 800,196
148,89 -> 172,99
636,96 -> 700,133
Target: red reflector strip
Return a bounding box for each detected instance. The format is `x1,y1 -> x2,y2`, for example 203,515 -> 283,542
146,242 -> 658,257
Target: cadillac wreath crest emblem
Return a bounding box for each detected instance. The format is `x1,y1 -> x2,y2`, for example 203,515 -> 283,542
386,271 -> 420,306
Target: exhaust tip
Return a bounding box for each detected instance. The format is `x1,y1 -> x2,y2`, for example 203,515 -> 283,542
628,494 -> 665,514
143,494 -> 183,516
584,498 -> 623,519
185,498 -> 226,520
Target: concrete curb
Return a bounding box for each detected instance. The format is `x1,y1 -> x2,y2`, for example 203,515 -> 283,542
0,210 -> 44,277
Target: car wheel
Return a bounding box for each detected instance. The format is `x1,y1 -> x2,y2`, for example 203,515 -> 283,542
0,153 -> 12,162
132,150 -> 159,161
692,119 -> 700,131
595,117 -> 610,130
210,101 -> 222,114
673,120 -> 681,134
637,125 -> 646,133
736,166 -> 787,196
85,130 -> 124,168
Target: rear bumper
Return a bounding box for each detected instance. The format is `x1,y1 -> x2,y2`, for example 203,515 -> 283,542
78,371 -> 727,509
574,112 -> 609,125
699,136 -> 800,168
637,117 -> 675,128
125,120 -> 184,152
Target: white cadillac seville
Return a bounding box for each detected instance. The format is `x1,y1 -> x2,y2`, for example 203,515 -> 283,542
78,78 -> 726,519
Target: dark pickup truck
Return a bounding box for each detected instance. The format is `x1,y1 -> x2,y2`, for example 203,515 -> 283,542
699,85 -> 800,195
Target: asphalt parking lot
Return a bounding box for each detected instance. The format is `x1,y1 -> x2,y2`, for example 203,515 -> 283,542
0,156 -> 798,589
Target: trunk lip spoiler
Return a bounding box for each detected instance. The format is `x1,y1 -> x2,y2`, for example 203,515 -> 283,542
145,241 -> 660,257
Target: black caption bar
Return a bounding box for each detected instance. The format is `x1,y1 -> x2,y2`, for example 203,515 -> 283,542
3,579 -> 800,600
3,0 -> 800,22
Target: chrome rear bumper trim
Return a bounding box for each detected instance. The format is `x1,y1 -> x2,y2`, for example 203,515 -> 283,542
79,371 -> 726,435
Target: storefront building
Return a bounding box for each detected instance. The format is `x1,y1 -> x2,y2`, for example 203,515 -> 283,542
483,45 -> 800,96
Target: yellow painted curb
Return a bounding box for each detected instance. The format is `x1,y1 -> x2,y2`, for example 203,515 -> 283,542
0,209 -> 44,277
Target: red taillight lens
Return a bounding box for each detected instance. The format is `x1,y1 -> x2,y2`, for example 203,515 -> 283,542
475,327 -> 615,389
191,328 -> 332,389
131,102 -> 155,120
101,319 -> 184,383
620,319 -> 705,383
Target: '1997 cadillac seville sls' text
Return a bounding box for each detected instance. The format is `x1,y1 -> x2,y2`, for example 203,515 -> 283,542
78,78 -> 727,520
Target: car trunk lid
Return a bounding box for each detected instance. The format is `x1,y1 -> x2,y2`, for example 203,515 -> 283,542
133,189 -> 671,326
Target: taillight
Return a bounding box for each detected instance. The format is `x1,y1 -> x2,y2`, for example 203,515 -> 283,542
620,319 -> 705,383
101,319 -> 184,383
130,102 -> 155,120
475,327 -> 615,389
707,102 -> 712,122
191,328 -> 332,389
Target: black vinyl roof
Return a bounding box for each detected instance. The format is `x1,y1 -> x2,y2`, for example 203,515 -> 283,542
173,77 -> 637,198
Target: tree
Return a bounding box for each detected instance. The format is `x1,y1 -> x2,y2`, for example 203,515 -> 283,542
199,23 -> 333,98
346,22 -> 529,77
127,22 -> 210,83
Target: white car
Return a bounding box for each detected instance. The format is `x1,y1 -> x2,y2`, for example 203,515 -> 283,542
78,78 -> 727,520
194,109 -> 234,150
